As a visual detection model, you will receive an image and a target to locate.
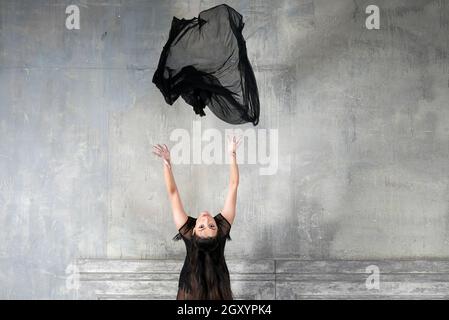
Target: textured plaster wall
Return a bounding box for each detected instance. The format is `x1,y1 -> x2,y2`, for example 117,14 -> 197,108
0,0 -> 448,298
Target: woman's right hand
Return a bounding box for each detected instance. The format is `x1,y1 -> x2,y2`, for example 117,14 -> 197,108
152,144 -> 171,169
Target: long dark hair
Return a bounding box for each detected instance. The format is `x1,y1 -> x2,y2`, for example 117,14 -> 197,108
187,234 -> 233,300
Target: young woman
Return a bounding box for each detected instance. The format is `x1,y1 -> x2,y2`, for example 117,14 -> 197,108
152,136 -> 241,300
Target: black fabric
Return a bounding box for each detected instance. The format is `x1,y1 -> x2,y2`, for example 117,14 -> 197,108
152,4 -> 260,125
174,213 -> 232,299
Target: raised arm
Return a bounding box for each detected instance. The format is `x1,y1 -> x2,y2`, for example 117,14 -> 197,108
153,144 -> 188,230
221,136 -> 241,225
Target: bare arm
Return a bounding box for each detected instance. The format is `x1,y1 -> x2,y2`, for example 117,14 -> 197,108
153,144 -> 188,230
221,136 -> 241,225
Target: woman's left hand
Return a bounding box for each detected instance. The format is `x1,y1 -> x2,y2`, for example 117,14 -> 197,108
227,135 -> 241,156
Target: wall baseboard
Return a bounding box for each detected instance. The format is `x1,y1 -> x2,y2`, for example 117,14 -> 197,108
73,259 -> 449,300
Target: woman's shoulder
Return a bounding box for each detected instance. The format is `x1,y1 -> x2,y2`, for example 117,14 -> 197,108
183,216 -> 197,228
214,213 -> 231,226
214,213 -> 232,240
173,216 -> 196,241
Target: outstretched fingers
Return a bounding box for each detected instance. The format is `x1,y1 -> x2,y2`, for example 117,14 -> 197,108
235,135 -> 242,148
152,144 -> 164,157
227,134 -> 241,144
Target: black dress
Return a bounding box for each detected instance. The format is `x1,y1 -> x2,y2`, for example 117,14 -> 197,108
152,4 -> 260,125
173,213 -> 232,299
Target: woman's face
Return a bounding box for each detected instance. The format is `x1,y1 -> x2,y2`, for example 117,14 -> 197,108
193,211 -> 218,238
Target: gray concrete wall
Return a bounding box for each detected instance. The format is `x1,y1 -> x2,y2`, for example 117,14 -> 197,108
0,0 -> 448,299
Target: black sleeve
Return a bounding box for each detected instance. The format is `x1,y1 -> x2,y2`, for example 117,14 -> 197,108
173,216 -> 196,241
214,213 -> 232,241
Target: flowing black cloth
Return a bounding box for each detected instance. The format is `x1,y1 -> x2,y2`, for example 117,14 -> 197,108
152,4 -> 260,125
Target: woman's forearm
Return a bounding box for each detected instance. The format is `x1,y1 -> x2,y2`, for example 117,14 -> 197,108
153,143 -> 187,229
221,140 -> 240,225
229,152 -> 239,187
163,161 -> 178,195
